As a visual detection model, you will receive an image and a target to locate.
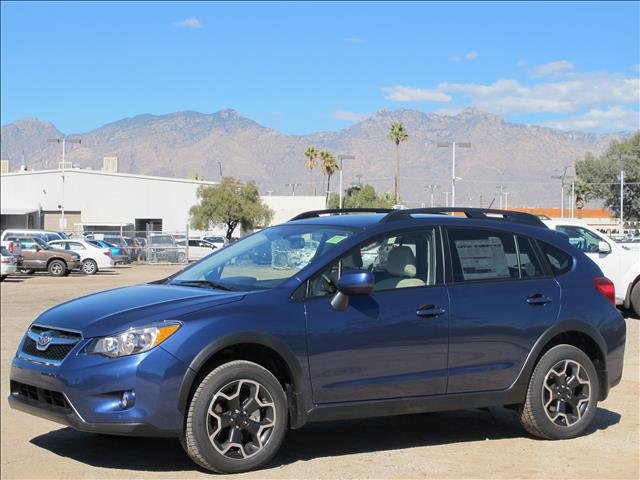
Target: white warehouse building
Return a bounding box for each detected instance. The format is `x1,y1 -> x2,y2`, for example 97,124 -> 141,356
0,168 -> 325,235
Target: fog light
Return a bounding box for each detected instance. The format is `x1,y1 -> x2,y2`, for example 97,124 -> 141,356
120,390 -> 136,409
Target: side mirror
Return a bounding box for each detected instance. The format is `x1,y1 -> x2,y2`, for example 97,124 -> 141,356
598,241 -> 611,254
331,270 -> 375,311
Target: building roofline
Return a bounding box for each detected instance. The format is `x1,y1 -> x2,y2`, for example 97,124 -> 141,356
0,168 -> 219,186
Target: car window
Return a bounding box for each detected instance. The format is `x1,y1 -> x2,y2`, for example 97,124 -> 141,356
538,241 -> 574,276
67,242 -> 85,250
11,237 -> 37,249
44,233 -> 61,242
555,225 -> 605,253
448,228 -> 519,282
308,229 -> 438,297
516,236 -> 545,278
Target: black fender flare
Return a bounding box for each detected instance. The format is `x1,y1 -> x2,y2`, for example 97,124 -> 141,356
176,332 -> 307,425
512,319 -> 608,398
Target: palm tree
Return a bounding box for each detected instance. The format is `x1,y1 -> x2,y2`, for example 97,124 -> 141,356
319,150 -> 339,207
387,122 -> 409,204
304,145 -> 318,195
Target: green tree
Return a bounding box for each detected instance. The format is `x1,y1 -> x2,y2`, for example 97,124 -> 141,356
319,150 -> 338,207
387,122 -> 409,205
189,177 -> 274,240
576,132 -> 640,221
327,184 -> 394,209
304,145 -> 319,195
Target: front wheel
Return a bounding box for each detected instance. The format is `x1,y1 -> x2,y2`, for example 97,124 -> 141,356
520,344 -> 598,440
48,259 -> 67,277
182,360 -> 287,473
630,281 -> 640,318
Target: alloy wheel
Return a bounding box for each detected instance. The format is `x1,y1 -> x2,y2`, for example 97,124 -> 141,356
207,379 -> 276,459
542,359 -> 591,427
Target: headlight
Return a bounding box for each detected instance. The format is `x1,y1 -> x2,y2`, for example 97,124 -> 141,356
85,321 -> 180,358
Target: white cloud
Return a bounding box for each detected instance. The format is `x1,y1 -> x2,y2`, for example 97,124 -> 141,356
633,64 -> 640,72
382,85 -> 452,102
466,51 -> 479,61
531,60 -> 574,78
545,106 -> 640,132
345,36 -> 365,44
173,18 -> 203,29
516,59 -> 527,67
332,110 -> 370,122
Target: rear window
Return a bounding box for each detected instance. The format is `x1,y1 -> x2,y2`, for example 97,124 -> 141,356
538,241 -> 574,276
448,228 -> 519,282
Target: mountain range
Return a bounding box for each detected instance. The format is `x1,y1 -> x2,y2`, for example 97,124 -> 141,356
0,108 -> 630,208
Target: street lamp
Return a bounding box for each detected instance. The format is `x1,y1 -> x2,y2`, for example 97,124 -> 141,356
284,183 -> 302,196
551,164 -> 573,219
217,161 -> 223,179
437,142 -> 471,208
615,154 -> 634,227
442,191 -> 451,207
47,136 -> 81,230
338,154 -> 355,209
425,184 -> 440,207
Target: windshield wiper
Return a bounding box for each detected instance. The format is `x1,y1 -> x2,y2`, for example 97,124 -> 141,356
170,279 -> 234,291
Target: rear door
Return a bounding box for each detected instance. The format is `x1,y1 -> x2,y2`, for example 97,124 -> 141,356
305,227 -> 450,403
444,227 -> 561,393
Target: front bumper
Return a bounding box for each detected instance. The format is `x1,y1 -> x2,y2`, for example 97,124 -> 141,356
9,341 -> 191,437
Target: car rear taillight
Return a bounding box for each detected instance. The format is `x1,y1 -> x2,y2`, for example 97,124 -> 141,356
593,277 -> 615,305
103,251 -> 111,257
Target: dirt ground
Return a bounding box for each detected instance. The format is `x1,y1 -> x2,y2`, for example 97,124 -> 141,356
1,265 -> 638,479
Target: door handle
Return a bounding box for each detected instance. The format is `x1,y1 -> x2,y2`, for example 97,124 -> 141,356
526,294 -> 553,306
416,305 -> 447,317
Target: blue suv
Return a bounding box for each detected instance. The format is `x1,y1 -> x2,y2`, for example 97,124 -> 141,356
9,208 -> 626,473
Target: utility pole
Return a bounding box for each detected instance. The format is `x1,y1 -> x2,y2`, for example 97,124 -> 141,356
355,174 -> 363,186
338,154 -> 355,209
504,191 -> 510,210
443,191 -> 451,207
552,165 -> 572,219
437,141 -> 471,208
47,136 -> 81,230
425,184 -> 440,207
496,185 -> 505,209
617,154 -> 634,227
284,183 -> 302,196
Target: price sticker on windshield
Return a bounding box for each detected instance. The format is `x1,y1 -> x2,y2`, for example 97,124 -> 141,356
326,235 -> 348,244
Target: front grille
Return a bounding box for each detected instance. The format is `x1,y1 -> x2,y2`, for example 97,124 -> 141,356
22,338 -> 75,360
20,325 -> 81,364
10,380 -> 71,412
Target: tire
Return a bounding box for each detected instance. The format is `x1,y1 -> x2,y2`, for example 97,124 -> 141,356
631,281 -> 640,318
82,259 -> 98,275
19,269 -> 34,275
519,344 -> 599,440
48,259 -> 67,277
0,275 -> 5,281
182,360 -> 287,474
177,252 -> 187,264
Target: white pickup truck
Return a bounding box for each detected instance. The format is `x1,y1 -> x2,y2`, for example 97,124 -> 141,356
544,220 -> 640,316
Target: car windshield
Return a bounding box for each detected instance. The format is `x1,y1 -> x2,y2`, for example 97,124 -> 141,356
171,224 -> 357,291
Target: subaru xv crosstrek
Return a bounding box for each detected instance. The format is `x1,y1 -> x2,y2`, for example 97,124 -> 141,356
9,208 -> 626,473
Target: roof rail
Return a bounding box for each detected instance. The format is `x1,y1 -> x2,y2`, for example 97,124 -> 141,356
380,208 -> 548,228
289,208 -> 394,222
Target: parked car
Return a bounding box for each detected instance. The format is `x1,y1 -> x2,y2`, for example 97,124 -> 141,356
8,208 -> 626,473
187,239 -> 217,261
0,229 -> 66,243
148,234 -> 187,263
544,219 -> 640,316
1,246 -> 18,280
1,239 -> 23,267
48,239 -> 114,275
101,236 -> 134,263
85,239 -> 130,265
203,235 -> 228,250
5,236 -> 80,276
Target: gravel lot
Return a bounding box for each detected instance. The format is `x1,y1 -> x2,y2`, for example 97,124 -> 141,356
1,266 -> 638,479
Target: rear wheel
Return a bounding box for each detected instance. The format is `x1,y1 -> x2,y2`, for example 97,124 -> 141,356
82,259 -> 98,275
631,281 -> 640,318
182,360 -> 287,473
48,259 -> 67,277
520,344 -> 598,439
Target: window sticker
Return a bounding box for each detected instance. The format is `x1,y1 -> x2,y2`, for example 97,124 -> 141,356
455,237 -> 509,280
326,235 -> 348,245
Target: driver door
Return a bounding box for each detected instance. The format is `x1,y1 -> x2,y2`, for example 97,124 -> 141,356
304,228 -> 449,404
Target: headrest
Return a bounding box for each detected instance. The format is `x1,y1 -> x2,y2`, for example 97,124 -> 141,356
386,246 -> 416,277
342,251 -> 363,269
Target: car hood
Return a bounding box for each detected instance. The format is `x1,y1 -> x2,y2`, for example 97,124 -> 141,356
33,283 -> 244,338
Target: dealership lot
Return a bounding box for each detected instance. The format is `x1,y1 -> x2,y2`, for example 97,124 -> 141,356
1,266 -> 638,479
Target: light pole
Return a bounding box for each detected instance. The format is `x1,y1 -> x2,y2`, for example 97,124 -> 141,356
443,191 -> 451,207
437,142 -> 471,208
47,136 -> 81,230
425,184 -> 440,207
284,183 -> 302,196
338,155 -> 355,209
496,185 -> 506,209
551,164 -> 572,219
217,161 -> 223,179
616,154 -> 634,227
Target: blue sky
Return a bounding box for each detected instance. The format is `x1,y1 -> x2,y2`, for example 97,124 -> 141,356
1,1 -> 638,134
